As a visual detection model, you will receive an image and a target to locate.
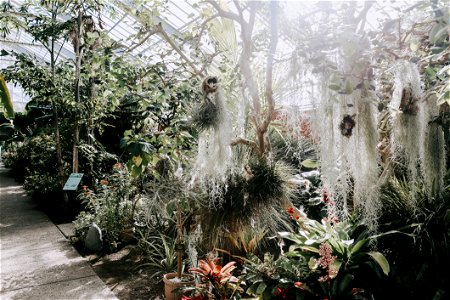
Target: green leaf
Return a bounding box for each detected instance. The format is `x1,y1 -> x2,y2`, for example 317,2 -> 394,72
368,251 -> 390,275
0,75 -> 14,118
330,260 -> 342,279
350,239 -> 369,255
338,273 -> 354,295
300,245 -> 320,254
132,155 -> 142,167
246,282 -> 260,295
328,84 -> 341,91
301,159 -> 319,169
256,282 -> 267,294
344,80 -> 354,94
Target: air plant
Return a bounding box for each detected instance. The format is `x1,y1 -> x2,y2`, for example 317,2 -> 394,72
191,76 -> 222,132
339,114 -> 356,137
191,99 -> 220,132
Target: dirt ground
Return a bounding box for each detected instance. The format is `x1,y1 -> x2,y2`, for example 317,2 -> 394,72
85,245 -> 165,300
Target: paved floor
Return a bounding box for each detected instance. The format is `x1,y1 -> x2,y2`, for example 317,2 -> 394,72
0,164 -> 118,300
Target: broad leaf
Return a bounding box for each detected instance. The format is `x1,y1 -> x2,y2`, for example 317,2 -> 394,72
368,251 -> 390,276
0,75 -> 14,118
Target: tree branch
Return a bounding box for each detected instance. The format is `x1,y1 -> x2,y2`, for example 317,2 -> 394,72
231,137 -> 260,155
260,1 -> 279,136
157,22 -> 204,77
127,26 -> 160,53
206,0 -> 241,23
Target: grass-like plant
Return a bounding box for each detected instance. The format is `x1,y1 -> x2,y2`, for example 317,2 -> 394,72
200,158 -> 294,250
377,176 -> 450,299
137,233 -> 178,282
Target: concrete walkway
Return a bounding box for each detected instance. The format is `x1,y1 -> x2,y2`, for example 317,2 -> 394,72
0,164 -> 118,300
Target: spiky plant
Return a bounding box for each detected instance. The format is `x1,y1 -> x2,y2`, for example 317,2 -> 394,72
200,158 -> 294,250
191,99 -> 220,132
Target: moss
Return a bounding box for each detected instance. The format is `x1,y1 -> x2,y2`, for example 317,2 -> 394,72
191,99 -> 220,132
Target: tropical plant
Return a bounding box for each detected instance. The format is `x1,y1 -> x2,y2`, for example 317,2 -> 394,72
242,252 -> 310,299
189,257 -> 242,300
377,176 -> 450,299
278,207 -> 404,299
74,164 -> 138,252
137,233 -> 179,282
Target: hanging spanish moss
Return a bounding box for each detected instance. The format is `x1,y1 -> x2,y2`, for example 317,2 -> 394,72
309,35 -> 381,230
191,76 -> 234,187
200,158 -> 294,249
351,87 -> 381,230
390,61 -> 423,208
419,95 -> 446,196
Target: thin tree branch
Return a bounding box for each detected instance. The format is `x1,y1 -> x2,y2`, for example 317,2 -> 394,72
206,0 -> 241,23
260,1 -> 279,136
156,22 -> 204,77
231,137 -> 260,154
236,4 -> 261,127
127,26 -> 160,53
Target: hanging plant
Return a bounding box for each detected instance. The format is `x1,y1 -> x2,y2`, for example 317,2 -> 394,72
339,114 -> 356,137
191,99 -> 220,132
399,83 -> 419,115
200,158 -> 294,248
191,76 -> 221,132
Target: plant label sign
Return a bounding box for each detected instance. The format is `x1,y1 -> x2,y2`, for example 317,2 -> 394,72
63,173 -> 84,191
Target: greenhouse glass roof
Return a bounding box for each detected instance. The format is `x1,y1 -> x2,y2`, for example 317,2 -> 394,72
0,0 -> 421,111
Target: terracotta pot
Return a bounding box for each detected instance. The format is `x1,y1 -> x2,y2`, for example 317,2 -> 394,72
163,273 -> 195,300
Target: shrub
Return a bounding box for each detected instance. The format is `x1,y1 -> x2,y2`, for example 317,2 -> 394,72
74,164 -> 138,252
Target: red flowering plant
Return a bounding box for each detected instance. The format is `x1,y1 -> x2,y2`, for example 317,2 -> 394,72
279,206 -> 395,299
188,257 -> 243,300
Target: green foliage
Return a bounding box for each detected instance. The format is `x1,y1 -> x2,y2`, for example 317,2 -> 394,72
378,176 -> 450,299
277,210 -> 411,299
137,233 -> 179,282
0,74 -> 14,118
119,74 -> 199,177
74,165 -> 138,252
7,134 -> 68,197
242,253 -> 309,299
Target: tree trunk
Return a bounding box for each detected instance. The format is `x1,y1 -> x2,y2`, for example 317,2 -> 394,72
72,10 -> 83,174
50,2 -> 65,188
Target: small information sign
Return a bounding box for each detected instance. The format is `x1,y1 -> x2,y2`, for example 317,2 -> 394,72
63,173 -> 84,191
175,243 -> 185,252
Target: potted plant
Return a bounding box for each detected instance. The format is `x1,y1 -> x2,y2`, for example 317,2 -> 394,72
163,201 -> 195,300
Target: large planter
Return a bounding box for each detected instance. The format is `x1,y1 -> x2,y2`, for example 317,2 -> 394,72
163,273 -> 195,300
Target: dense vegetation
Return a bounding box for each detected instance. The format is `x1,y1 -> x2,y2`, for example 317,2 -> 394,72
1,1 -> 449,299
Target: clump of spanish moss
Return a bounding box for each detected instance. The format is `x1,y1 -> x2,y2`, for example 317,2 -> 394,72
200,159 -> 293,249
339,114 -> 356,137
191,99 -> 221,132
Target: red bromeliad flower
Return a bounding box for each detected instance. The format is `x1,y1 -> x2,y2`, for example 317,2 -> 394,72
189,258 -> 238,286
